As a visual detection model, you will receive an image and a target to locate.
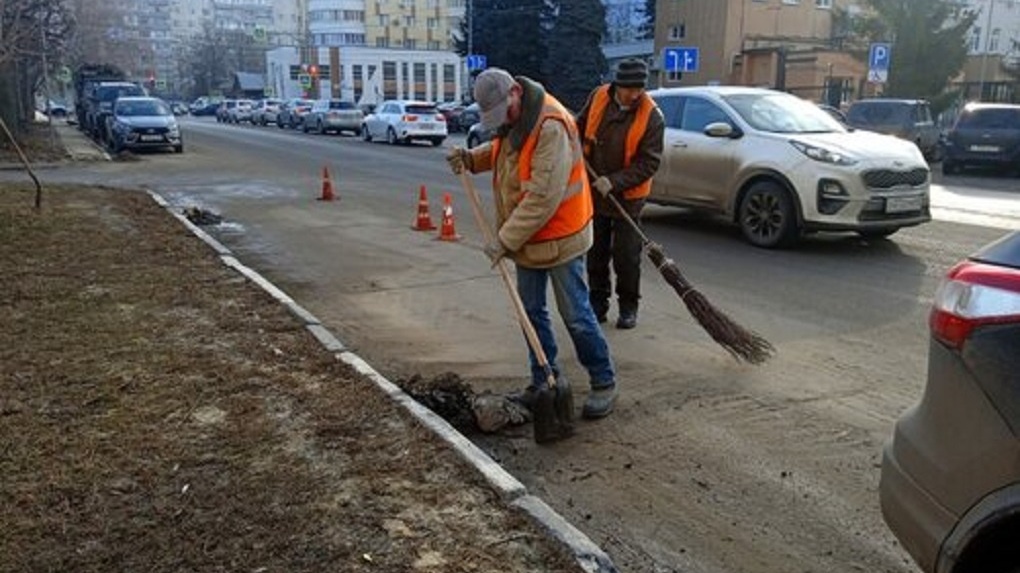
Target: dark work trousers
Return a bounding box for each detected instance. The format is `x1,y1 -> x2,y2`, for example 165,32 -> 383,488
587,211 -> 644,315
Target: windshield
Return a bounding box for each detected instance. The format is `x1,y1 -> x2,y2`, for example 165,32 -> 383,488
97,85 -> 145,102
406,105 -> 438,115
116,100 -> 171,116
847,102 -> 910,126
329,101 -> 356,110
956,107 -> 1020,129
724,93 -> 844,133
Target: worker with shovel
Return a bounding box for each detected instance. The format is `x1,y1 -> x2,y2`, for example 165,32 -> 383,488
446,68 -> 619,421
575,58 -> 665,330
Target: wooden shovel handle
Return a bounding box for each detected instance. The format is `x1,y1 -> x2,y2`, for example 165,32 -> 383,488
458,171 -> 557,388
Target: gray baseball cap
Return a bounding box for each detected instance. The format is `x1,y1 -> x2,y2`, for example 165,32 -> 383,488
473,68 -> 515,130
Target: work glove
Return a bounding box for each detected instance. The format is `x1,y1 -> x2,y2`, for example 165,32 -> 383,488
592,176 -> 613,197
483,241 -> 509,268
445,146 -> 472,175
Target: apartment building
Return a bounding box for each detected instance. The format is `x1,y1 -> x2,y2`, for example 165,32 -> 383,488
960,0 -> 1020,100
655,0 -> 868,104
267,0 -> 465,105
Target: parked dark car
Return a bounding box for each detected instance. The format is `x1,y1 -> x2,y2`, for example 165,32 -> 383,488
277,98 -> 314,129
880,229 -> 1020,573
457,102 -> 481,133
107,96 -> 183,154
941,102 -> 1020,176
466,121 -> 493,149
846,99 -> 941,160
85,81 -> 147,143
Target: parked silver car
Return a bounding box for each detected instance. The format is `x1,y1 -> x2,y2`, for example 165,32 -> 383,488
303,99 -> 363,135
880,229 -> 1020,573
107,96 -> 182,154
647,86 -> 931,248
361,100 -> 447,146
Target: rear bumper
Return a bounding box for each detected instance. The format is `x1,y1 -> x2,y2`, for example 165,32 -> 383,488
880,439 -> 955,573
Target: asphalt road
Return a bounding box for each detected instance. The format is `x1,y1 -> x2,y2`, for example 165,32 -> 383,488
26,117 -> 1020,573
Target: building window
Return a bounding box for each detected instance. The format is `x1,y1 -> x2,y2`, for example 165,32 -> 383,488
427,17 -> 438,28
990,28 -> 1001,51
428,40 -> 441,50
669,24 -> 685,40
815,0 -> 832,7
405,39 -> 417,49
376,37 -> 389,47
782,0 -> 800,4
378,14 -> 389,25
971,27 -> 982,52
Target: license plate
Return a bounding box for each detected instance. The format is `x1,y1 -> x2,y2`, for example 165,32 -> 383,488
886,196 -> 922,213
418,123 -> 434,130
140,135 -> 163,142
969,144 -> 1000,152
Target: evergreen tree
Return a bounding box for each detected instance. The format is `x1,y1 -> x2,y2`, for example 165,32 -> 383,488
543,0 -> 608,111
455,0 -> 549,83
855,0 -> 977,112
638,0 -> 656,40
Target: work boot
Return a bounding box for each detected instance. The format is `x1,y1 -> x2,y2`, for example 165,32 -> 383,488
582,385 -> 618,419
616,308 -> 637,330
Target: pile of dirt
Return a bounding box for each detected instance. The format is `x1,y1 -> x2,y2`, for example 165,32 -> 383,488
0,185 -> 584,573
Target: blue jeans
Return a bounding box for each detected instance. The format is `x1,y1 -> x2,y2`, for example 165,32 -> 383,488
515,255 -> 616,390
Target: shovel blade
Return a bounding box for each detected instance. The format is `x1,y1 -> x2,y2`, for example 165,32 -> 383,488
532,378 -> 574,444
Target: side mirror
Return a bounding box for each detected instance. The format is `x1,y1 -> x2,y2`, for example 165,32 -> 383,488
704,121 -> 740,139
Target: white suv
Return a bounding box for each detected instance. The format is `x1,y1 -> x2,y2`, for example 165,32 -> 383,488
647,86 -> 932,248
361,100 -> 447,146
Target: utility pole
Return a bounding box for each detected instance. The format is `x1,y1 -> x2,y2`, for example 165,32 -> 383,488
39,12 -> 57,148
466,0 -> 473,102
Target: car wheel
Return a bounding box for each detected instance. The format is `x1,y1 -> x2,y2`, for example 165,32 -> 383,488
174,144 -> 183,154
277,120 -> 284,129
738,181 -> 799,248
857,228 -> 898,240
361,125 -> 371,142
431,138 -> 444,147
387,127 -> 398,145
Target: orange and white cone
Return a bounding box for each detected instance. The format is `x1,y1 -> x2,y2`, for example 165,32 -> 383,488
437,193 -> 461,242
318,166 -> 336,201
411,185 -> 436,231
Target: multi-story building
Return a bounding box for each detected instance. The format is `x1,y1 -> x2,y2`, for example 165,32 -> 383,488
654,0 -> 869,104
267,0 -> 466,105
960,0 -> 1020,101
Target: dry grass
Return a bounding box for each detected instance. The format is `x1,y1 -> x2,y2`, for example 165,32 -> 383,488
0,184 -> 581,573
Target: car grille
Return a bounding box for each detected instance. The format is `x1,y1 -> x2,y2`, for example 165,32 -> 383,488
131,126 -> 169,136
862,168 -> 928,189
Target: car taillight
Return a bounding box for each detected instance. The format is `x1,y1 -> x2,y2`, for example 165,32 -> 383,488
403,114 -> 418,122
930,261 -> 1020,349
435,114 -> 445,122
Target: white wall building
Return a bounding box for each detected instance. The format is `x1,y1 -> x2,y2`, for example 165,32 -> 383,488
966,0 -> 1020,64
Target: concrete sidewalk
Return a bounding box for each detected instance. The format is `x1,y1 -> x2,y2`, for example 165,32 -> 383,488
0,119 -> 107,170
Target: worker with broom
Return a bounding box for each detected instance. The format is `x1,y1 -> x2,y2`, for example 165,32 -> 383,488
445,68 -> 620,420
575,58 -> 665,330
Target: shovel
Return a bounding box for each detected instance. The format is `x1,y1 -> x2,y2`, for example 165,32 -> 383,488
457,171 -> 574,444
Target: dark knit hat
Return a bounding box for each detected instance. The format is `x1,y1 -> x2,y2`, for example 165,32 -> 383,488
614,59 -> 648,88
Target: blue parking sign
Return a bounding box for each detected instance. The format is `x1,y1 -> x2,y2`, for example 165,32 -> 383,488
869,43 -> 891,71
663,47 -> 699,73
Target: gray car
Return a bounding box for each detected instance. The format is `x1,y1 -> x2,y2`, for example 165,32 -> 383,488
941,103 -> 1020,176
880,229 -> 1020,573
107,96 -> 182,153
846,99 -> 941,161
303,99 -> 363,135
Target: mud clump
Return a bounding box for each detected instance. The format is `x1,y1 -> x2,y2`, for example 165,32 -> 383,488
397,372 -> 477,431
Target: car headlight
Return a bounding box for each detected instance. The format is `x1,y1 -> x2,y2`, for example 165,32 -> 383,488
168,124 -> 180,136
789,140 -> 858,166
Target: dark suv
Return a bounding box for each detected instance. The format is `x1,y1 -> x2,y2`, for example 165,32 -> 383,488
880,229 -> 1020,573
846,99 -> 941,161
85,81 -> 147,144
941,103 -> 1020,176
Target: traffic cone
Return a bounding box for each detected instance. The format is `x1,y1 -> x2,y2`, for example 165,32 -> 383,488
411,185 -> 436,231
318,166 -> 336,201
437,193 -> 461,242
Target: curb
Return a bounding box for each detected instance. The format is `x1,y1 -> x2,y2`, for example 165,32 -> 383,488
149,189 -> 619,573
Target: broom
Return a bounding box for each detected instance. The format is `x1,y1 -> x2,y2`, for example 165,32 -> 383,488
587,165 -> 775,364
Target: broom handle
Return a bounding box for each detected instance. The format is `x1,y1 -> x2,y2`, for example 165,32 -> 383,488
458,171 -> 558,389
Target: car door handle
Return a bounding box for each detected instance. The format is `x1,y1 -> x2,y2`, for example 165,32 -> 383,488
672,142 -> 688,148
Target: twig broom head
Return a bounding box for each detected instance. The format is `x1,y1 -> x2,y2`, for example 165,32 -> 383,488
647,243 -> 775,365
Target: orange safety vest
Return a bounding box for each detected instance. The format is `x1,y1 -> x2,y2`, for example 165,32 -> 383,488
582,85 -> 655,199
491,94 -> 593,243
